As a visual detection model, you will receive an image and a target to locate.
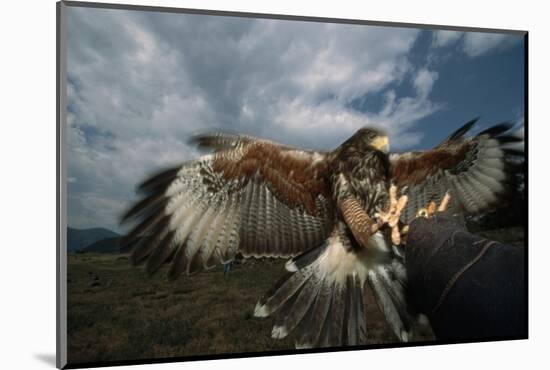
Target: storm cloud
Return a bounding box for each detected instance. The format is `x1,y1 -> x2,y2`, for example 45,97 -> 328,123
65,7 -> 524,231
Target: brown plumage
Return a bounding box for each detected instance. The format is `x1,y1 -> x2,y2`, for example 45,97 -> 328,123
390,119 -> 523,222
121,119 -> 523,348
211,141 -> 331,214
391,144 -> 471,186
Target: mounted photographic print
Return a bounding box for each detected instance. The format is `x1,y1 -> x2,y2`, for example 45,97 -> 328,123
56,1 -> 528,368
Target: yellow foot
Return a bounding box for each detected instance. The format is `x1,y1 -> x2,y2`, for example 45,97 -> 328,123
417,192 -> 451,218
375,184 -> 408,245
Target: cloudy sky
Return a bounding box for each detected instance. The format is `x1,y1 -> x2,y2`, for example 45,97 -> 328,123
65,6 -> 525,233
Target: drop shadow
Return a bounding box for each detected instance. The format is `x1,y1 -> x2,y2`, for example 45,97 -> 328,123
34,353 -> 57,367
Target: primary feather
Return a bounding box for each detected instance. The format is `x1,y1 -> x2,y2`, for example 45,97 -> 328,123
390,119 -> 522,223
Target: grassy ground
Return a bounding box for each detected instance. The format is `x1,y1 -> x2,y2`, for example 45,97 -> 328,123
67,255 -> 398,365
66,226 -> 524,365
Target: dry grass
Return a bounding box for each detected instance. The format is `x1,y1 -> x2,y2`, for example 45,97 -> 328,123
67,254 -> 399,365
67,226 -> 524,365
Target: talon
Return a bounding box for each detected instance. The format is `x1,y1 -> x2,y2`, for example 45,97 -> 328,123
416,193 -> 452,219
391,226 -> 401,245
389,185 -> 398,208
389,194 -> 408,227
375,211 -> 391,224
427,201 -> 436,217
438,192 -> 451,212
376,185 -> 409,245
397,195 -> 408,211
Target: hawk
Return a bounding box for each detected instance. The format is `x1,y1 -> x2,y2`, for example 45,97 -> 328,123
120,118 -> 522,348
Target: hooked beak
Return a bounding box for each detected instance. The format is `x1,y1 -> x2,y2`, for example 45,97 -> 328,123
371,135 -> 390,153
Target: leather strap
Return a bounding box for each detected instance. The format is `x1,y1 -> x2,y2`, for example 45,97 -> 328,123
432,240 -> 498,315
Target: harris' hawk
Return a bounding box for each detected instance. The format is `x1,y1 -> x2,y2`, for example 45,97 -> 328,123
120,118 -> 523,348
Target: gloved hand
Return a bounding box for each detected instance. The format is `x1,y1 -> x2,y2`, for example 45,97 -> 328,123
405,214 -> 526,340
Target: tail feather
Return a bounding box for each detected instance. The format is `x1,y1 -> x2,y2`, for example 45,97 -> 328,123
254,264 -> 315,318
327,282 -> 347,346
295,280 -> 334,348
271,273 -> 320,339
255,225 -> 371,348
349,275 -> 367,345
256,223 -> 416,348
285,243 -> 329,272
367,267 -> 412,342
356,280 -> 368,343
318,298 -> 334,347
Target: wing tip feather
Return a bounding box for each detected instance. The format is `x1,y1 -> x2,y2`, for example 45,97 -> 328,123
476,122 -> 514,137
285,259 -> 299,272
271,325 -> 289,339
254,302 -> 270,318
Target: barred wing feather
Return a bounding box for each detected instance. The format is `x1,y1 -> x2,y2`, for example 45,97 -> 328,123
390,119 -> 524,224
120,135 -> 335,279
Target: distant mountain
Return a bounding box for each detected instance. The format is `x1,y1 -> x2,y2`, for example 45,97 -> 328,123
83,237 -> 122,253
67,227 -> 119,253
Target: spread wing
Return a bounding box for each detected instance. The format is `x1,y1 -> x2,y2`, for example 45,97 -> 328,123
120,133 -> 335,279
389,119 -> 524,224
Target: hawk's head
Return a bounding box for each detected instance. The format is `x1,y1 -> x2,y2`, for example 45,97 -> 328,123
345,127 -> 390,154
